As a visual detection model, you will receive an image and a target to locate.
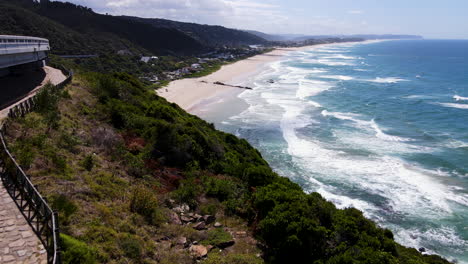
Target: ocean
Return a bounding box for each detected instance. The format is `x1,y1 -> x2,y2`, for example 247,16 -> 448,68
198,40 -> 468,262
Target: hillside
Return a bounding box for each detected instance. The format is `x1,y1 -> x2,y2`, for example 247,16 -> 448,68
125,16 -> 268,47
0,0 -> 205,55
3,71 -> 451,264
243,30 -> 288,42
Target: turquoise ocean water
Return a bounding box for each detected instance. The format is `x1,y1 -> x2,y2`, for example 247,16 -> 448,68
200,40 -> 468,262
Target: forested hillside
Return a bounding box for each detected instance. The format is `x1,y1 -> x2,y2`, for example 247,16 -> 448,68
0,0 -> 205,55
0,0 -> 269,55
124,16 -> 269,47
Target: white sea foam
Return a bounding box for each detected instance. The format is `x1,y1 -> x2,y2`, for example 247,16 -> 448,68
322,54 -> 358,60
296,79 -> 334,99
403,95 -> 437,100
436,103 -> 468,109
453,95 -> 468,101
320,75 -> 354,81
321,110 -> 362,122
371,120 -> 414,142
317,59 -> 355,66
396,226 -> 468,256
367,77 -> 409,83
321,111 -> 414,142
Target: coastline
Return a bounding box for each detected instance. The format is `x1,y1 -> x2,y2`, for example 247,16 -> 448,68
157,40 -> 385,115
157,45 -> 326,113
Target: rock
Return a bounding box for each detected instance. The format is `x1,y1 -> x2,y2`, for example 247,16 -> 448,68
173,207 -> 183,213
203,215 -> 216,224
206,245 -> 214,252
169,212 -> 182,225
181,203 -> 190,212
419,247 -> 426,253
193,222 -> 207,230
189,245 -> 208,259
166,199 -> 176,207
217,240 -> 235,249
214,222 -> 223,228
173,203 -> 190,213
180,215 -> 192,223
177,237 -> 188,247
194,214 -> 202,221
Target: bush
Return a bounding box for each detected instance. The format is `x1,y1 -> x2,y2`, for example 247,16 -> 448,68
35,84 -> 60,129
243,166 -> 276,187
201,228 -> 233,247
61,234 -> 97,264
82,154 -> 94,171
172,177 -> 202,208
129,186 -> 162,225
202,252 -> 263,264
204,177 -> 238,201
119,236 -> 142,260
51,194 -> 77,225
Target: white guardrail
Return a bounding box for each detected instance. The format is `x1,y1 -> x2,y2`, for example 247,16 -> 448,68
0,35 -> 50,56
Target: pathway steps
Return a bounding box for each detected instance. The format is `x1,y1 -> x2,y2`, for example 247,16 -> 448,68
0,182 -> 47,263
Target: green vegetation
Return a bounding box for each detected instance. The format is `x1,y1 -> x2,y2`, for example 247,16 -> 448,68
0,0 -> 204,55
128,16 -> 268,47
186,62 -> 223,78
203,252 -> 263,264
4,72 -> 451,264
61,234 -> 97,264
201,228 -> 233,246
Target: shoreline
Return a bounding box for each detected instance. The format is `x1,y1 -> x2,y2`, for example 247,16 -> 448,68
157,40 -> 381,114
156,45 -> 325,112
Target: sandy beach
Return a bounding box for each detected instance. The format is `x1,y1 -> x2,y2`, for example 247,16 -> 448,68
157,46 -> 319,112
157,41 -> 382,113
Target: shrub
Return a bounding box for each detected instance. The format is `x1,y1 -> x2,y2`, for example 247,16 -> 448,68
61,234 -> 97,264
119,236 -> 142,260
129,186 -> 161,225
200,203 -> 217,216
51,194 -> 77,225
201,228 -> 233,247
35,84 -> 61,129
202,252 -> 263,264
243,166 -> 276,187
172,177 -> 202,208
82,154 -> 94,171
204,177 -> 238,201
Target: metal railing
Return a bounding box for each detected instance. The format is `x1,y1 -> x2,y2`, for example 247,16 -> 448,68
0,127 -> 61,264
0,65 -> 73,264
8,68 -> 73,119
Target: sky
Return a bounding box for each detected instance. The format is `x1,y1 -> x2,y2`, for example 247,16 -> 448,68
55,0 -> 468,39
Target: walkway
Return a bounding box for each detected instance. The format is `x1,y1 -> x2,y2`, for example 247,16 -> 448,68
0,185 -> 47,263
0,66 -> 66,120
0,65 -> 65,263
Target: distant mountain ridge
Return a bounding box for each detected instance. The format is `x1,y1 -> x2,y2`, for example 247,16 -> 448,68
293,34 -> 423,41
246,31 -> 423,42
0,0 -> 267,56
123,16 -> 268,47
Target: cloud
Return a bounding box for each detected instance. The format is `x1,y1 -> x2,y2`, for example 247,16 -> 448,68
55,0 -> 282,28
54,0 -> 375,35
348,10 -> 364,15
